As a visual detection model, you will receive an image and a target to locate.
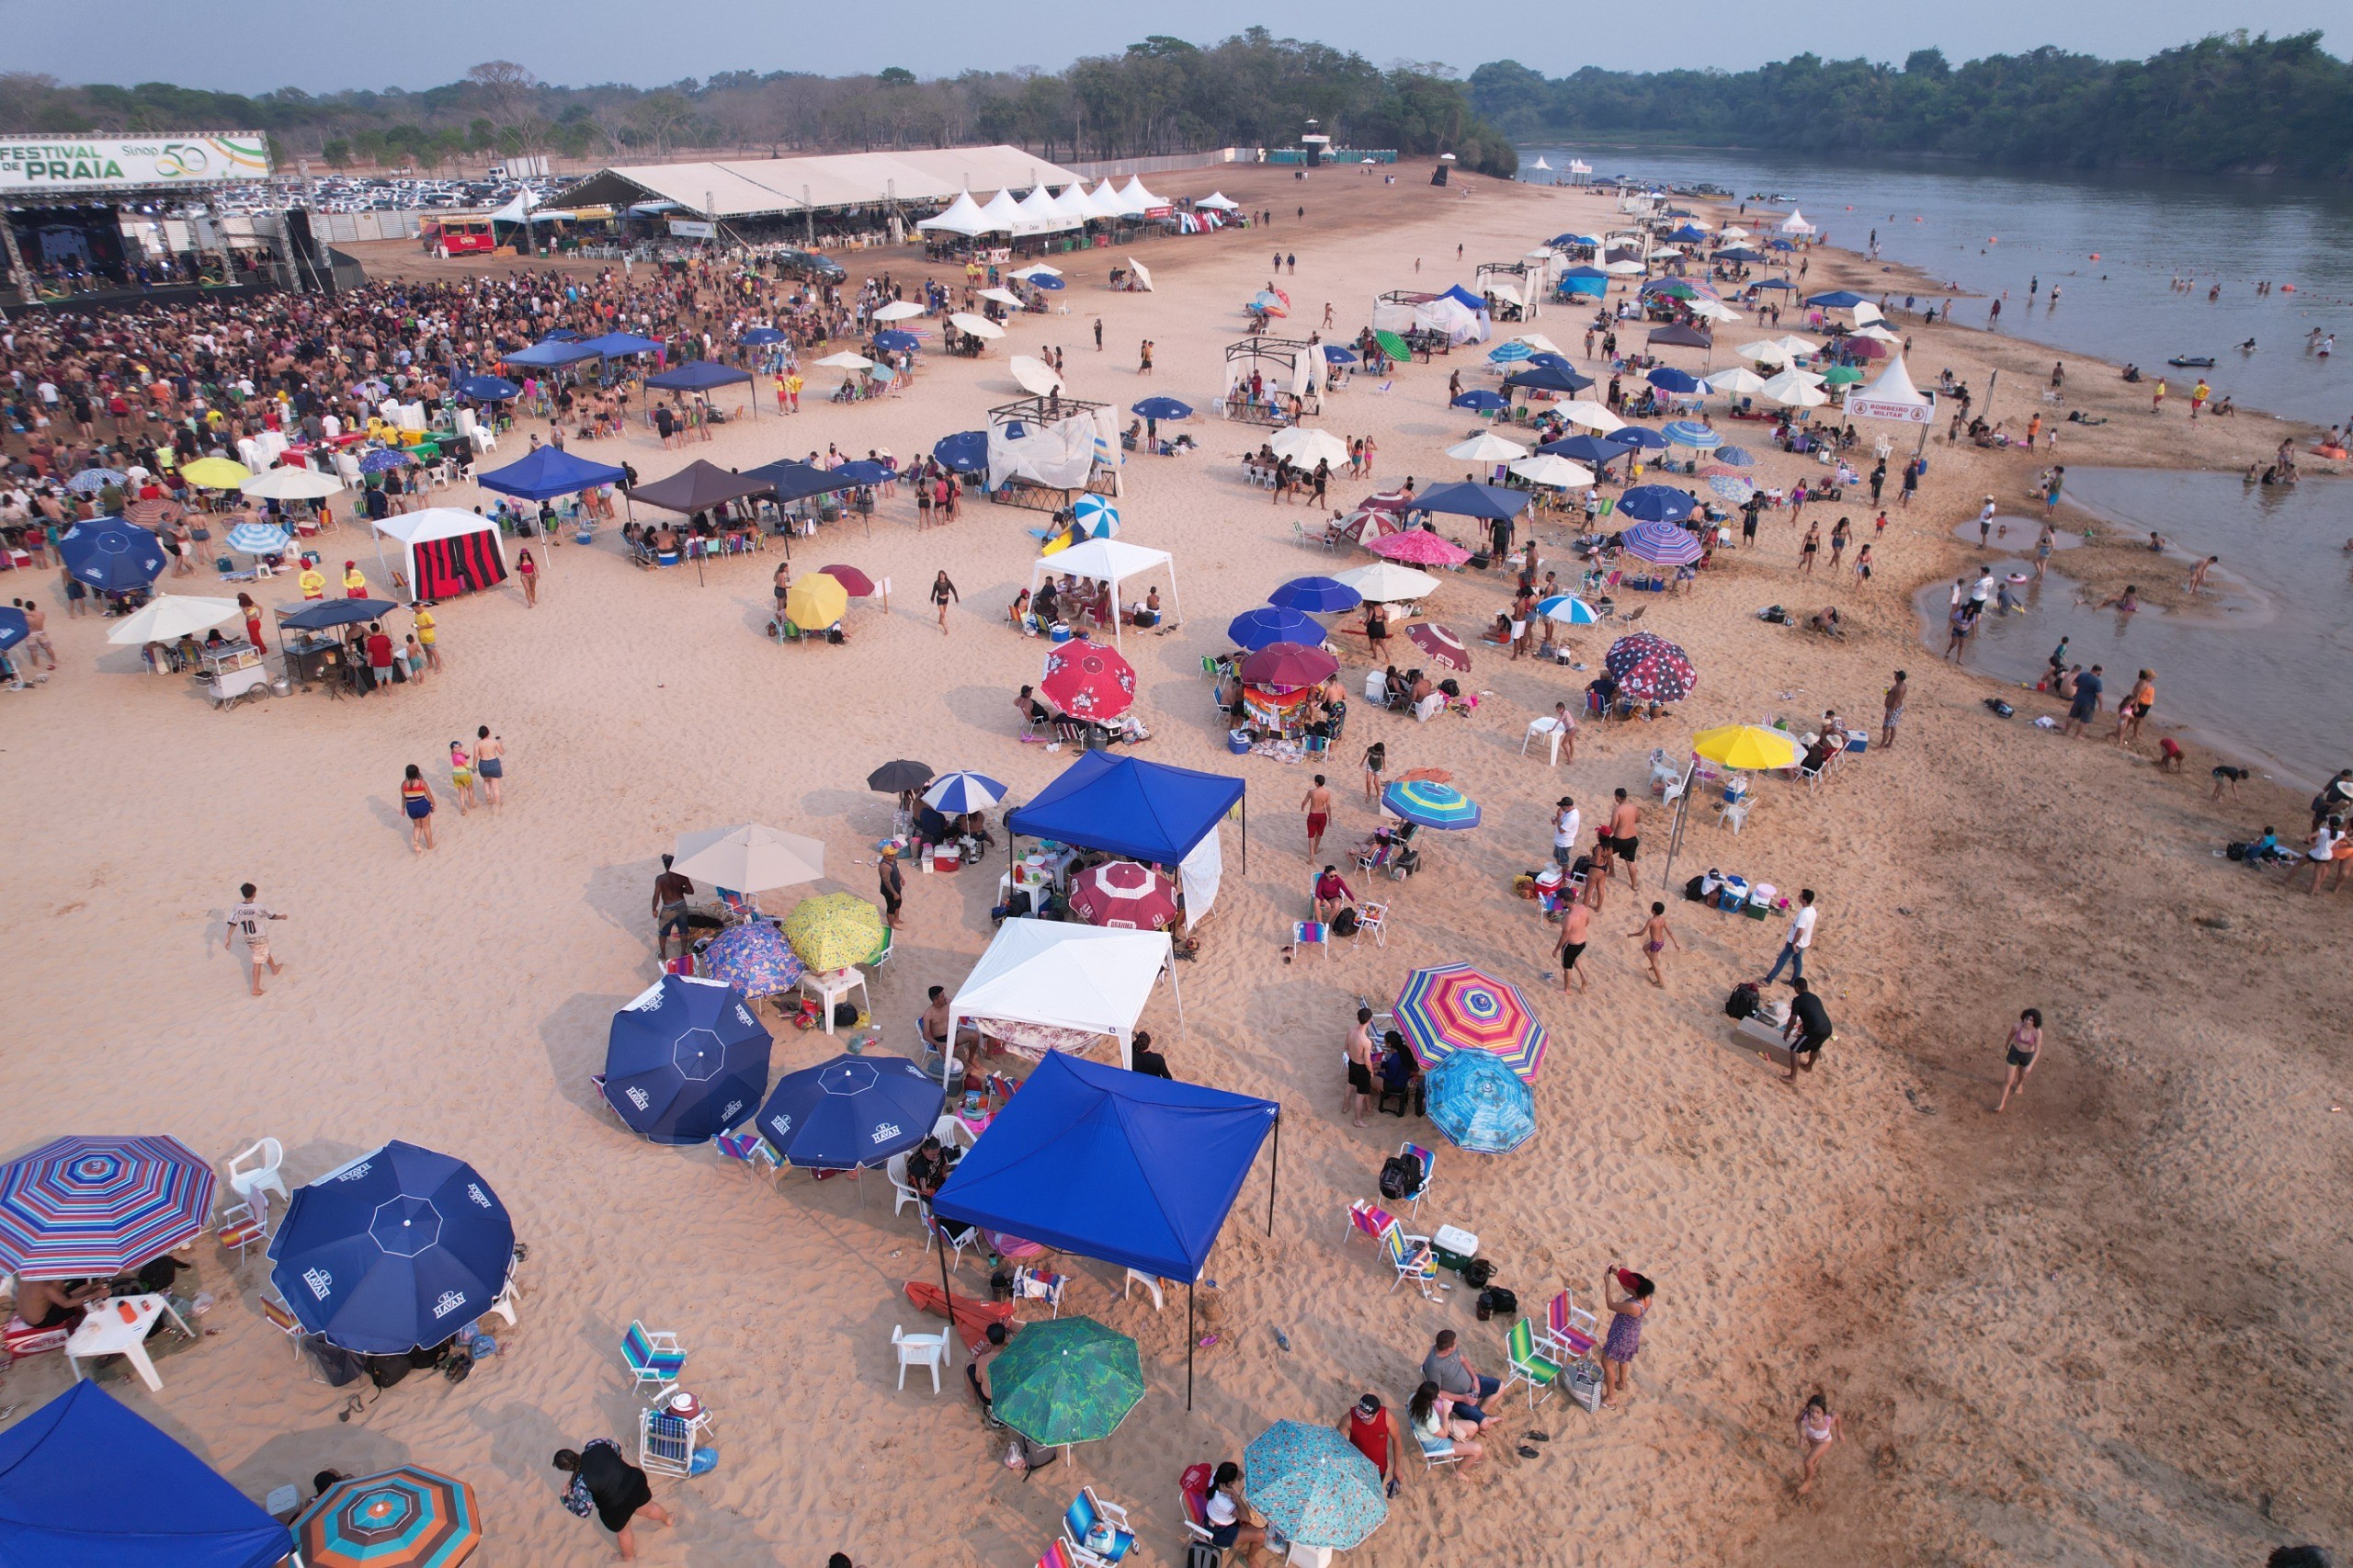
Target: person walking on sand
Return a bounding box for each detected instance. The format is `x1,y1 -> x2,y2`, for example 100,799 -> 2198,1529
652,854 -> 694,960
1554,899 -> 1592,994
400,764 -> 436,853
1759,888 -> 1817,987
1796,1394 -> 1843,1496
1361,741 -> 1385,804
475,726 -> 506,809
1782,976 -> 1834,1084
1996,1007 -> 2043,1111
2062,663 -> 2104,737
517,548 -> 539,608
1607,789 -> 1642,891
1343,1006 -> 1375,1126
878,845 -> 905,928
553,1441 -> 672,1561
1881,670 -> 1906,748
930,570 -> 959,634
1627,901 -> 1678,987
448,739 -> 477,815
223,881 -> 286,996
1598,1265 -> 1653,1410
1301,774 -> 1333,858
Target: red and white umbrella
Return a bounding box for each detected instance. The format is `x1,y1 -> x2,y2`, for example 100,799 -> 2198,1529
1338,504 -> 1405,543
819,563 -> 875,597
1368,531 -> 1472,567
1404,622 -> 1472,672
1040,641 -> 1137,719
1068,860 -> 1181,930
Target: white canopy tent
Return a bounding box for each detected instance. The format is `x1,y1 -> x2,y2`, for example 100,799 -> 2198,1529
1029,537 -> 1179,649
1843,355 -> 1937,426
1116,176 -> 1166,213
1196,192 -> 1242,211
916,190 -> 990,236
370,507 -> 510,598
973,189 -> 1024,234
1016,185 -> 1079,235
1093,177 -> 1131,216
1779,209 -> 1817,235
1049,185 -> 1100,224
943,920 -> 1180,1084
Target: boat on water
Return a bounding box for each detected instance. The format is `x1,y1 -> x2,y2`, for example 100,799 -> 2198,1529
2167,355 -> 2216,369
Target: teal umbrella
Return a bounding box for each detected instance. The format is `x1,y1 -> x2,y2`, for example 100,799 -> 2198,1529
1243,1421 -> 1388,1550
991,1315 -> 1144,1452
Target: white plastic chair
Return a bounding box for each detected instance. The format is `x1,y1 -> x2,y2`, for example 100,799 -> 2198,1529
1354,901 -> 1389,949
1122,1269 -> 1165,1311
925,1214 -> 976,1272
225,1139 -> 289,1214
886,1153 -> 922,1217
1412,693 -> 1445,723
1719,797 -> 1752,834
892,1324 -> 947,1392
931,1113 -> 972,1151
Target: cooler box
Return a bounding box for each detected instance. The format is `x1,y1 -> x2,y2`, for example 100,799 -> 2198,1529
1049,623 -> 1073,643
1717,874 -> 1748,912
1745,896 -> 1770,920
1431,1224 -> 1480,1272
932,846 -> 962,874
1845,732 -> 1868,754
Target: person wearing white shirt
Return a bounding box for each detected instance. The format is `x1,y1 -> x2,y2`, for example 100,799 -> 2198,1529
1551,797 -> 1581,869
1760,887 -> 1817,986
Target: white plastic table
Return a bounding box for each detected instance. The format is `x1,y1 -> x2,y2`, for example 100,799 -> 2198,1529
798,966 -> 871,1036
65,1294 -> 192,1392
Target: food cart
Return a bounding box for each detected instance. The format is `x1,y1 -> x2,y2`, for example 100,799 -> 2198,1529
199,640 -> 272,709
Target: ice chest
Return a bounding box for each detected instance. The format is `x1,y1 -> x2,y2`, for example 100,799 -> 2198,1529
1431,1224 -> 1480,1271
1729,1014 -> 1795,1070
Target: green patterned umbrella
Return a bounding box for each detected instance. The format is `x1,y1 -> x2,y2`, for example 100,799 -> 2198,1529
990,1315 -> 1144,1450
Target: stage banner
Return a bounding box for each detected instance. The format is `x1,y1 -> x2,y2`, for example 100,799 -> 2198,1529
0,135 -> 272,191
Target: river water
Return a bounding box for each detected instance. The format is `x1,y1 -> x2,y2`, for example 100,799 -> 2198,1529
1513,146 -> 2353,428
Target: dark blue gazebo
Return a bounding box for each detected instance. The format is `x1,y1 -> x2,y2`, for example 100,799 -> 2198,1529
475,446 -> 628,502
647,360 -> 756,401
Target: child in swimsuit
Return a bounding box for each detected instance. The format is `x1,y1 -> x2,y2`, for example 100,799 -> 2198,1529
449,741 -> 478,814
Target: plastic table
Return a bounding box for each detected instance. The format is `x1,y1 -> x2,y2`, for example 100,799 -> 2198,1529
65,1293 -> 193,1392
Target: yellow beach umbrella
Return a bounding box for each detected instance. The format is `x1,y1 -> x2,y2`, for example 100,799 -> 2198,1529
1690,723 -> 1800,771
179,456 -> 253,490
783,574 -> 849,631
781,892 -> 889,973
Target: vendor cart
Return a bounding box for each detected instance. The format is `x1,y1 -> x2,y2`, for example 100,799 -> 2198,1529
199,642 -> 272,709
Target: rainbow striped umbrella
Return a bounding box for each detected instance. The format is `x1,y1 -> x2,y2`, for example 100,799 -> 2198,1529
0,1136 -> 217,1279
295,1466 -> 481,1568
1393,963 -> 1549,1080
1381,780 -> 1481,830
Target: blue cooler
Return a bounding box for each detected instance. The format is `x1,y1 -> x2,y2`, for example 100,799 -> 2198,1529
1227,729 -> 1251,755
1718,873 -> 1748,913
1049,623 -> 1073,644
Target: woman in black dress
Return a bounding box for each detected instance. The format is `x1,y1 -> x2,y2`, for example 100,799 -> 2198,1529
555,1441 -> 672,1559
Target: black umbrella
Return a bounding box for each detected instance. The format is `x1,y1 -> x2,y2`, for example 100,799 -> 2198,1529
867,759 -> 934,794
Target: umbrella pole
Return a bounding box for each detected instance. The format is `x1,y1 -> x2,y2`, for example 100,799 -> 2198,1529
1660,763 -> 1696,892
1187,1282 -> 1196,1412
934,1202 -> 971,1381
1267,1109 -> 1279,1235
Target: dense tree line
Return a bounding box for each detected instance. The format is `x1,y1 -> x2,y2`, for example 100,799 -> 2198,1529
1469,31 -> 2353,179
0,29 -> 1517,178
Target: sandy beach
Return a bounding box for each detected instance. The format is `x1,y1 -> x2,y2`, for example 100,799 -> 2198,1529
5,161 -> 2348,1566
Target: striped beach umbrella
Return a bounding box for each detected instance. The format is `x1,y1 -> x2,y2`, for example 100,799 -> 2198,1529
1425,1051 -> 1538,1154
1620,517 -> 1705,566
1068,860 -> 1182,930
294,1466 -> 481,1568
1242,1421 -> 1388,1551
922,771 -> 1007,814
1536,594 -> 1601,626
65,468 -> 120,494
0,1136 -> 216,1279
1071,493 -> 1120,540
1661,420 -> 1721,449
1381,780 -> 1481,830
780,892 -> 890,973
226,521 -> 293,556
1485,341 -> 1535,363
1393,963 -> 1549,1080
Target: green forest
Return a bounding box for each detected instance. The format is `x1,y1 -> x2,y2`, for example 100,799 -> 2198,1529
0,30 -> 1519,178
1469,31 -> 2353,178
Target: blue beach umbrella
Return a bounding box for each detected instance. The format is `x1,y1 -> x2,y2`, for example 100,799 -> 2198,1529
267,1141 -> 516,1354
1535,593 -> 1601,626
603,974 -> 774,1145
1320,345 -> 1358,365
1485,341 -> 1534,363
923,770 -> 1008,813
225,521 -> 293,556
873,329 -> 921,354
358,448 -> 414,474
934,431 -> 988,473
1645,367 -> 1702,394
741,326 -> 788,346
1619,517 -> 1705,567
1024,273 -> 1067,291
65,468 -> 120,494
1381,779 -> 1481,829
0,607 -> 26,652
59,517 -> 167,592
454,375 -> 519,402
754,1053 -> 945,1170
1618,485 -> 1698,523
1608,426 -> 1669,452
1714,445 -> 1756,468
1131,396 -> 1194,421
1268,575 -> 1362,615
1426,1051 -> 1536,1153
1767,239 -> 1796,252
1242,1422 -> 1387,1551
1450,390 -> 1508,412
1661,419 -> 1721,449
1227,605 -> 1320,651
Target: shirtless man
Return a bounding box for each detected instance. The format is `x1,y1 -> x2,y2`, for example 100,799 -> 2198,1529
1626,901 -> 1680,988
16,598 -> 56,670
1553,900 -> 1592,994
1343,1006 -> 1375,1127
651,854 -> 696,960
921,984 -> 979,1058
1301,774 -> 1333,858
1881,670 -> 1907,750
1607,789 -> 1643,892
2187,554 -> 2218,594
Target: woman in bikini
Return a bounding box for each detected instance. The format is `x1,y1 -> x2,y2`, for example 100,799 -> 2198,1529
401,764 -> 437,852
474,726 -> 506,809
448,740 -> 477,815
1797,1393 -> 1843,1494
1626,901 -> 1679,986
1361,741 -> 1386,804
1996,1007 -> 2042,1111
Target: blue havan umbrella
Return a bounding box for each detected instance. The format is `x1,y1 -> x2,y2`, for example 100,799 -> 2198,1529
1025,273 -> 1067,290
1424,1051 -> 1537,1154
870,364 -> 898,383
1485,341 -> 1534,363
1645,367 -> 1702,394
1618,484 -> 1697,523
1227,606 -> 1320,652
1131,396 -> 1194,421
65,468 -> 120,494
924,770 -> 1008,814
1268,575 -> 1362,615
1767,239 -> 1796,252
934,431 -> 988,473
1450,390 -> 1508,412
225,521 -> 293,556
455,375 -> 519,402
603,974 -> 774,1144
0,1135 -> 216,1279
1242,1421 -> 1388,1551
1620,517 -> 1704,566
59,518 -> 167,592
873,329 -> 921,354
1535,593 -> 1600,625
754,1053 -> 945,1169
358,449 -> 414,474
742,326 -> 788,346
267,1141 -> 516,1354
0,607 -> 27,653
1381,780 -> 1481,829
1661,419 -> 1721,449
832,460 -> 892,485
1714,445 -> 1756,468
1320,345 -> 1358,364
699,921 -> 806,1000
1608,426 -> 1669,451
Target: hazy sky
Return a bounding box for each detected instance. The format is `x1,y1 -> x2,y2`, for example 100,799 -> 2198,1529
12,0 -> 2338,96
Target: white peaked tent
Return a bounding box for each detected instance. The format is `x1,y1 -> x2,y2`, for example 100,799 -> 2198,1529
1780,209 -> 1816,235
1029,536 -> 1180,649
1017,185 -> 1078,235
1117,176 -> 1165,213
973,188 -> 1024,234
1843,355 -> 1935,426
916,190 -> 989,236
1093,177 -> 1131,216
370,506 -> 509,597
1197,192 -> 1241,210
1530,156 -> 1552,171
1050,184 -> 1100,223
944,920 -> 1179,1081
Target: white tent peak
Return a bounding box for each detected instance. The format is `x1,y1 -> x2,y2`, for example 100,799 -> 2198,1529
916,189 -> 988,236
947,919 -> 1178,1077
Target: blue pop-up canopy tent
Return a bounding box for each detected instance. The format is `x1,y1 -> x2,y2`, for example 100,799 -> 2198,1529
1006,751 -> 1248,876
745,460 -> 862,505
933,1051 -> 1279,1404
475,446 -> 628,502
1504,364 -> 1594,395
1804,290 -> 1870,310
646,360 -> 756,399
1413,482 -> 1529,522
577,331 -> 665,359
1438,284 -> 1487,314
1540,433 -> 1630,467
501,338 -> 602,369
0,1382 -> 293,1568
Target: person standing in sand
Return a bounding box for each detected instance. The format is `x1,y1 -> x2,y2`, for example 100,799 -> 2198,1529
1598,1266 -> 1653,1410
1344,1006 -> 1375,1127
651,854 -> 694,960
930,570 -> 958,635
474,726 -> 506,809
1626,901 -> 1678,987
1554,899 -> 1592,994
1301,775 -> 1332,858
1360,741 -> 1385,804
1996,1007 -> 2043,1111
400,764 -> 436,853
1607,789 -> 1642,891
223,881 -> 286,996
1881,671 -> 1907,748
1796,1394 -> 1843,1496
2062,664 -> 2104,737
878,845 -> 905,928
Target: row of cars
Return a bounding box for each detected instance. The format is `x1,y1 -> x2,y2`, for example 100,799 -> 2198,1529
211,174 -> 568,216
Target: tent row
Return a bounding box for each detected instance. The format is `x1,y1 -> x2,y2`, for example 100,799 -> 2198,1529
919,176 -> 1169,238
